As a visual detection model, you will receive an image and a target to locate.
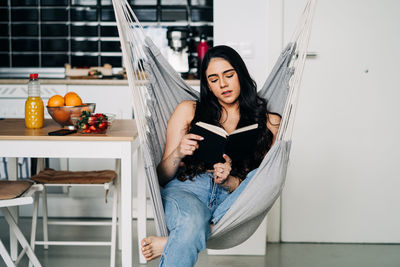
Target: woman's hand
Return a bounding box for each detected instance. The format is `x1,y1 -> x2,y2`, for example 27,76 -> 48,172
175,133 -> 204,159
213,154 -> 232,184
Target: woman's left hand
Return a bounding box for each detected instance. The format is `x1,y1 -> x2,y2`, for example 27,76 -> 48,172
213,154 -> 232,184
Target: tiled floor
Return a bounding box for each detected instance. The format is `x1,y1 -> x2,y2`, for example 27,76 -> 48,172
1,218 -> 400,267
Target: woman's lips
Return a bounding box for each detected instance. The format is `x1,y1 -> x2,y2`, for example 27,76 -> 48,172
222,90 -> 232,96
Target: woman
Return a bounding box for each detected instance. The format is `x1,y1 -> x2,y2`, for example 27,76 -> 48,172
141,45 -> 281,267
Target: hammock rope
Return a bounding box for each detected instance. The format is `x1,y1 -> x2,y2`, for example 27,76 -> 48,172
112,0 -> 317,249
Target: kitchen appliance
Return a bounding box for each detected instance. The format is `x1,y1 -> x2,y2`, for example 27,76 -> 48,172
166,28 -> 189,75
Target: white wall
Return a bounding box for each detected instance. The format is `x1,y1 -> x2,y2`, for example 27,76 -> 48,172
214,0 -> 270,87
281,0 -> 400,243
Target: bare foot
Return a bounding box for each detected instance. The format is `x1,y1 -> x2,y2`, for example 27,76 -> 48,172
141,236 -> 168,261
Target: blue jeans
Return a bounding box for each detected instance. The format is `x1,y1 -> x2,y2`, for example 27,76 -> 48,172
159,169 -> 257,267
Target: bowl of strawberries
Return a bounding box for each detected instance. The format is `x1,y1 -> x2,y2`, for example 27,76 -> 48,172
71,111 -> 115,134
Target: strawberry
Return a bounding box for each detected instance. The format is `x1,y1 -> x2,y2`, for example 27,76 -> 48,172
99,121 -> 108,130
89,125 -> 97,131
88,116 -> 97,125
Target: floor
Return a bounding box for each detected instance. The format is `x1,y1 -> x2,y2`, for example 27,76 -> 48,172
1,218 -> 400,267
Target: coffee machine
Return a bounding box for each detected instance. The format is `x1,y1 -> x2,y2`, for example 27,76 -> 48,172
166,28 -> 189,75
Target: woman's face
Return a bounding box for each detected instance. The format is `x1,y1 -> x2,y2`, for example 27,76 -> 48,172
205,57 -> 241,107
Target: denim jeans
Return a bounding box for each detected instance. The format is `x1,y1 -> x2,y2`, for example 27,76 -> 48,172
159,169 -> 257,267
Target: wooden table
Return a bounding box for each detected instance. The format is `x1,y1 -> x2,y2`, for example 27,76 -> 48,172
0,119 -> 146,266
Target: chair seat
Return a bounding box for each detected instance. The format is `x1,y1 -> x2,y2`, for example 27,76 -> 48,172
30,169 -> 117,184
0,180 -> 32,200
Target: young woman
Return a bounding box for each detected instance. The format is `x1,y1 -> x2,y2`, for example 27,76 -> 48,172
141,45 -> 281,267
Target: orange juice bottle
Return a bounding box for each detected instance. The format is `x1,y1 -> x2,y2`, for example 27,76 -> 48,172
25,73 -> 44,129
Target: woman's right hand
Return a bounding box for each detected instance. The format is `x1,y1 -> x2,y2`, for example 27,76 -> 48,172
175,133 -> 204,159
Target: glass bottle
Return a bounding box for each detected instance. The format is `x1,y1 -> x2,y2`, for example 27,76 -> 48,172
25,73 -> 44,129
197,33 -> 210,77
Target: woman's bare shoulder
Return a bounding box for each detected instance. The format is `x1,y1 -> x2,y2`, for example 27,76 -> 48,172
169,100 -> 196,123
266,113 -> 281,135
176,100 -> 196,112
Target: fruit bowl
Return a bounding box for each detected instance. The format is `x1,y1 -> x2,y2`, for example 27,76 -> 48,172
71,112 -> 115,134
47,103 -> 96,129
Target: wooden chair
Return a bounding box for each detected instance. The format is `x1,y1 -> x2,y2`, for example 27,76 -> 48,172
29,169 -> 118,267
0,181 -> 43,267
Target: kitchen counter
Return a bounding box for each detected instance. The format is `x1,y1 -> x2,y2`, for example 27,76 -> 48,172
0,78 -> 200,86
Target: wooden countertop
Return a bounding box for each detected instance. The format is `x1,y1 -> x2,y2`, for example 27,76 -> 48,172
0,78 -> 200,86
0,119 -> 137,141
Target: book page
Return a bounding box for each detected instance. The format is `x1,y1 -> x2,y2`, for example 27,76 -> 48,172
230,123 -> 258,135
195,122 -> 228,138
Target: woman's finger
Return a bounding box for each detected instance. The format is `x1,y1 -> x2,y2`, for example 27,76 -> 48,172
187,134 -> 204,141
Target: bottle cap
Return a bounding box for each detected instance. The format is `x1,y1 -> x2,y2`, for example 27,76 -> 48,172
29,73 -> 38,79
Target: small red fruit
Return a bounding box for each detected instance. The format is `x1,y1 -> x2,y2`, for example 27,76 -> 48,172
99,122 -> 108,130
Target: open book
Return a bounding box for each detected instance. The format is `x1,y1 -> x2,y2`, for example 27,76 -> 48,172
189,121 -> 259,168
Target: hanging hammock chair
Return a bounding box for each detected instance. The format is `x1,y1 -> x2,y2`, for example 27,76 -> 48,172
112,0 -> 317,249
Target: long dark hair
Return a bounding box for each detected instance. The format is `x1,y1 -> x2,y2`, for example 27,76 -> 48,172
178,45 -> 274,181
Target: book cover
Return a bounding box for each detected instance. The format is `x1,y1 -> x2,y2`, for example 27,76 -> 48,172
189,121 -> 259,168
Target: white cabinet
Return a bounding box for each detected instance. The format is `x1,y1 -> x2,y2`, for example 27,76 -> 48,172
0,84 -> 67,118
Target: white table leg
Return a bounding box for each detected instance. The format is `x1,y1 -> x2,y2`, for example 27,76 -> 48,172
136,148 -> 147,264
7,157 -> 18,261
0,239 -> 15,267
120,145 -> 132,267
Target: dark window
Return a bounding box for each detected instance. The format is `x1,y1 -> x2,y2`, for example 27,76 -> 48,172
42,0 -> 68,6
71,40 -> 98,52
0,39 -> 9,51
101,41 -> 121,52
191,8 -> 212,22
12,54 -> 39,67
101,56 -> 122,67
130,0 -> 157,5
11,9 -> 39,21
101,8 -> 115,21
41,24 -> 68,37
135,8 -> 157,22
71,25 -> 98,37
71,7 -> 98,21
101,26 -> 119,37
72,0 -> 97,6
11,0 -> 38,6
71,55 -> 98,67
161,8 -> 187,21
0,54 -> 9,67
12,24 -> 39,36
12,39 -> 39,51
41,54 -> 69,67
42,39 -> 68,51
0,24 -> 8,36
0,8 -> 8,21
41,8 -> 68,21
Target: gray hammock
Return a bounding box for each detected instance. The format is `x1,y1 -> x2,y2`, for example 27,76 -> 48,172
113,0 -> 317,250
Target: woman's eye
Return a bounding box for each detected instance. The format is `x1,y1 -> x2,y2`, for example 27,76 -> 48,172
210,79 -> 218,83
226,74 -> 234,78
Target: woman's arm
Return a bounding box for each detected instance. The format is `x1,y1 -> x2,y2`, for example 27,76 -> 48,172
156,101 -> 203,186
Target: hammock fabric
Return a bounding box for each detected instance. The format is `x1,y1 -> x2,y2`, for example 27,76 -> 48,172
112,0 -> 317,249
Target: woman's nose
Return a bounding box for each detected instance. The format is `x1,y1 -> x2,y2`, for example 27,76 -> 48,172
219,77 -> 227,88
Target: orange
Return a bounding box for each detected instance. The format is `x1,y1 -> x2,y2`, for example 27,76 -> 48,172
47,95 -> 64,107
64,92 -> 83,106
53,109 -> 70,123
